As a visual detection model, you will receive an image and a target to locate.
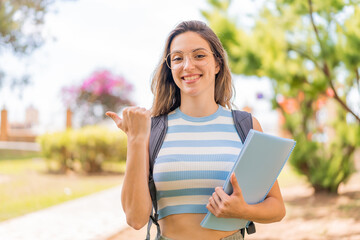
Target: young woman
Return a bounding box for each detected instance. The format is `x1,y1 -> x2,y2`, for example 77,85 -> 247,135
106,20 -> 286,240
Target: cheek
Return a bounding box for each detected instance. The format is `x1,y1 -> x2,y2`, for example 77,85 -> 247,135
171,70 -> 181,84
172,77 -> 182,90
171,69 -> 177,78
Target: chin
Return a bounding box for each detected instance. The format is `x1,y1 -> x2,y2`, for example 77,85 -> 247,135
182,89 -> 201,97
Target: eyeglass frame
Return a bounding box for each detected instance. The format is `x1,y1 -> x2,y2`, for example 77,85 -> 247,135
164,48 -> 218,70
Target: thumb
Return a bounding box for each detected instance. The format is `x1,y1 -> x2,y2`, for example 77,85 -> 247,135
106,111 -> 123,129
230,173 -> 242,196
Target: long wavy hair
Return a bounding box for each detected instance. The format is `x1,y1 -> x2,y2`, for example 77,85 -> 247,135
151,20 -> 234,117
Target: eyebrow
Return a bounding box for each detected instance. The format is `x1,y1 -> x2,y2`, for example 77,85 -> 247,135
170,47 -> 209,54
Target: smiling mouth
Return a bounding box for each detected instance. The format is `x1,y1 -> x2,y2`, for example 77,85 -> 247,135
182,74 -> 202,82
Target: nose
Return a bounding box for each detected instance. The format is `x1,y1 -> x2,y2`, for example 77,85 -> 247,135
182,54 -> 195,70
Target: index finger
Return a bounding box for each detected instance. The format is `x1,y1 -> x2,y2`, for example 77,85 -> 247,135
105,111 -> 123,128
215,187 -> 230,201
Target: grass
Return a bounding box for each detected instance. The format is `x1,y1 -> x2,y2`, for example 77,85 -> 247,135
0,149 -> 41,160
0,150 -> 125,222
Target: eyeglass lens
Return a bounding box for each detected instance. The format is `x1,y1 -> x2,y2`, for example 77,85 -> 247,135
166,49 -> 213,70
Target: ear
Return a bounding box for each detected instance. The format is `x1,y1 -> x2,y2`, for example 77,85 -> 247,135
214,57 -> 221,74
215,64 -> 220,74
215,62 -> 220,75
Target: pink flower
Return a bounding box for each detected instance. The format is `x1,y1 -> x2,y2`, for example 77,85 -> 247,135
61,69 -> 134,112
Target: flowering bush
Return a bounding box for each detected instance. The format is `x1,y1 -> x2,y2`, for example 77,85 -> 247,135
62,70 -> 133,126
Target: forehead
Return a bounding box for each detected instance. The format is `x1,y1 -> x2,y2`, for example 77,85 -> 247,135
170,31 -> 212,53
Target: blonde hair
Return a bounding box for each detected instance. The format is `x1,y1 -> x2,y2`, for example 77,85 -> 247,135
151,20 -> 234,117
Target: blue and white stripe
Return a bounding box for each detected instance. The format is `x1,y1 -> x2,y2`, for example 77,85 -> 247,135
153,105 -> 242,219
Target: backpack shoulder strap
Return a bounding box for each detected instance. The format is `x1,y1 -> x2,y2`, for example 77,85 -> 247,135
231,110 -> 256,235
146,114 -> 167,240
149,114 -> 168,174
231,110 -> 253,143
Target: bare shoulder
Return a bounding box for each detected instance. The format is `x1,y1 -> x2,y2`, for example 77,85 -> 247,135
252,116 -> 263,132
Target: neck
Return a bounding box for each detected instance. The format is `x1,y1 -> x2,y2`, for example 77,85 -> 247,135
179,95 -> 218,117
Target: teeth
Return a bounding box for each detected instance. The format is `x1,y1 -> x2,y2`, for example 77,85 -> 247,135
184,75 -> 200,81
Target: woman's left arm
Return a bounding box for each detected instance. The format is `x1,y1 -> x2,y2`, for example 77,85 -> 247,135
207,116 -> 286,223
240,177 -> 286,223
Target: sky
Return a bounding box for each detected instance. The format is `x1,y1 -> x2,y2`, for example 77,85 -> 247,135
0,0 -> 278,134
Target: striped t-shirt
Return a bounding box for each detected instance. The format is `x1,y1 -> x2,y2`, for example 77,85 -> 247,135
153,105 -> 243,219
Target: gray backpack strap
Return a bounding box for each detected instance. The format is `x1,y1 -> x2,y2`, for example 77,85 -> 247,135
231,110 -> 256,236
231,110 -> 253,143
146,114 -> 167,240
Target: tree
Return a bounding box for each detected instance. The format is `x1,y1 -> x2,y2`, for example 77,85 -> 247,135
62,69 -> 134,126
202,0 -> 360,193
0,0 -> 55,90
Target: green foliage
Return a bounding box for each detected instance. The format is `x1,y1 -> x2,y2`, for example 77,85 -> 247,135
0,0 -> 52,55
37,126 -> 127,173
289,105 -> 359,193
203,0 -> 360,193
0,0 -> 55,91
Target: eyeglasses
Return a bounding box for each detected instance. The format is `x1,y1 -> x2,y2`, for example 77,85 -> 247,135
165,48 -> 215,70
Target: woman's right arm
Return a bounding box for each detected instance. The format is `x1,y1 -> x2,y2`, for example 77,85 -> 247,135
106,107 -> 152,230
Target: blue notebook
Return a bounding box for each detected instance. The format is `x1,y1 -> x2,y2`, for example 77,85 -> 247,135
200,129 -> 296,231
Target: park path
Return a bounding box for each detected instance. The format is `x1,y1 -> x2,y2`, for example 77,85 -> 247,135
0,141 -> 40,151
0,185 -> 127,240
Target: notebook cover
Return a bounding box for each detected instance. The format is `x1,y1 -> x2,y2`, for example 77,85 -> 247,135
200,129 -> 296,231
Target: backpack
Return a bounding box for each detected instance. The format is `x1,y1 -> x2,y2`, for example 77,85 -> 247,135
146,110 -> 256,240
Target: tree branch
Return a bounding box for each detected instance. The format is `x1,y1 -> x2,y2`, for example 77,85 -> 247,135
308,0 -> 360,122
308,0 -> 324,55
356,67 -> 360,93
326,64 -> 360,122
288,46 -> 322,71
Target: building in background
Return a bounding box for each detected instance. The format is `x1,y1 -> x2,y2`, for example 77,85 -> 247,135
0,106 -> 39,142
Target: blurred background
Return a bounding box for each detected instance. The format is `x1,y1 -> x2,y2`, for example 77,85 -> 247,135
0,0 -> 359,239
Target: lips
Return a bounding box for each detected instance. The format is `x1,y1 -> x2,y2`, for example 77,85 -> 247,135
181,74 -> 202,83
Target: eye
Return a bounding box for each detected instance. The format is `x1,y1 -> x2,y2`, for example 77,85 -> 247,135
194,54 -> 206,59
170,54 -> 183,63
172,56 -> 183,62
193,50 -> 209,60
